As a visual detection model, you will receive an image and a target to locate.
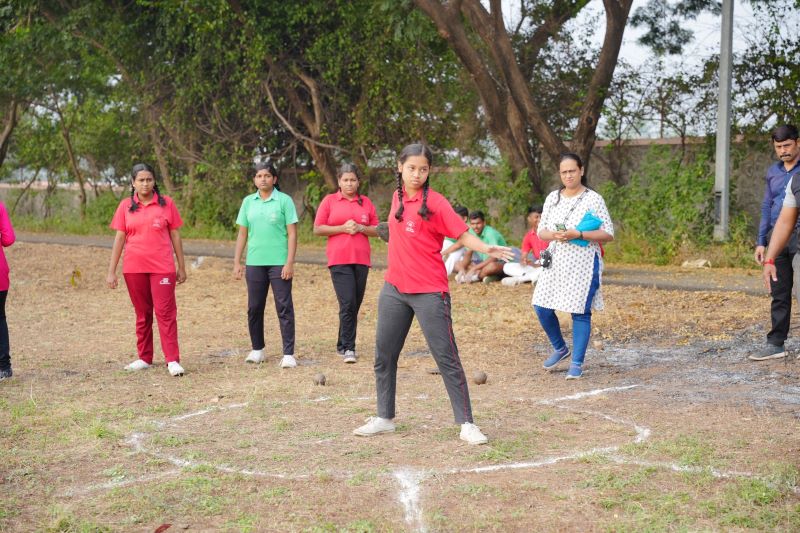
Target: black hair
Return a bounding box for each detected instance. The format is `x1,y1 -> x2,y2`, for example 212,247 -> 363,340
254,160 -> 280,191
129,163 -> 166,212
772,124 -> 799,143
453,205 -> 469,218
394,143 -> 434,222
338,162 -> 363,206
555,152 -> 589,205
469,210 -> 485,221
527,204 -> 543,215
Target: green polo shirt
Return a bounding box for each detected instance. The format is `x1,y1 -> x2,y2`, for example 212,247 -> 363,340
236,190 -> 299,265
471,225 -> 507,261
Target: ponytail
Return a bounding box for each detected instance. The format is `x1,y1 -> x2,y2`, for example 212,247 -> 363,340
128,184 -> 137,212
393,169 -> 405,222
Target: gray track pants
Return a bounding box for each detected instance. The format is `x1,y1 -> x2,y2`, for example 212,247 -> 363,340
374,282 -> 473,424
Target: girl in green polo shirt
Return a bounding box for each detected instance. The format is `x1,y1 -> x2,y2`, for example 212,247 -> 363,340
233,162 -> 299,368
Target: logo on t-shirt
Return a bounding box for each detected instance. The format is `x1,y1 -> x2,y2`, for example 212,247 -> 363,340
152,217 -> 163,229
159,277 -> 171,285
405,220 -> 416,234
361,214 -> 368,223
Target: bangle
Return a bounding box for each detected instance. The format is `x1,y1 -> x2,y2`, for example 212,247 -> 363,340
579,231 -> 584,240
764,258 -> 775,265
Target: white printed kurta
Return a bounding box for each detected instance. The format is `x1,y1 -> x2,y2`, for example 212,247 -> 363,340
532,188 -> 614,314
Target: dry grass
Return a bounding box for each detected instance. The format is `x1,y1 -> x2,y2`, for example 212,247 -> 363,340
0,242 -> 798,531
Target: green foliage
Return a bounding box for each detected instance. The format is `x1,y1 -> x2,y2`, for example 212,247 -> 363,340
601,146 -> 752,265
434,162 -> 534,242
84,192 -> 121,229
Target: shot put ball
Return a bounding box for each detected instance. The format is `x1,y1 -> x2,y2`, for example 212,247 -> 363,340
313,373 -> 326,386
376,222 -> 390,243
473,371 -> 487,385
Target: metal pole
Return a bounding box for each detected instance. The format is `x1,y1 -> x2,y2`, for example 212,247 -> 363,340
714,0 -> 734,241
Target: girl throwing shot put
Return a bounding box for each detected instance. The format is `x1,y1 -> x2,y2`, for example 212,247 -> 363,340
353,143 -> 512,445
107,163 -> 187,376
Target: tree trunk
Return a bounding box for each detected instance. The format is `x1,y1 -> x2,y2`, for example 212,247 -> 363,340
54,103 -> 87,220
0,98 -> 21,169
414,0 -> 633,189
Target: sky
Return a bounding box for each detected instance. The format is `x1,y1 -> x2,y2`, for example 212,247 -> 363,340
501,0 -> 757,68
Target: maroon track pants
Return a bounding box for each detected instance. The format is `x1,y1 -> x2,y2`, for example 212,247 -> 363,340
124,273 -> 180,363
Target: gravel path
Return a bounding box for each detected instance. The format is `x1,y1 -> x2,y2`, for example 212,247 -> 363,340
24,231 -> 765,295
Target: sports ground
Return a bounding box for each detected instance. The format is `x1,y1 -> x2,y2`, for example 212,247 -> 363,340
1,240 -> 798,531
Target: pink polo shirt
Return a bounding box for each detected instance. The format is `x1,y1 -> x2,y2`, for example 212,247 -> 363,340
110,194 -> 183,274
0,202 -> 16,291
385,188 -> 468,293
315,192 -> 379,267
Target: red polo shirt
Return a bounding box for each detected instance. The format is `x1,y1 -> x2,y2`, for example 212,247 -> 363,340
385,188 -> 468,293
314,192 -> 379,267
110,194 -> 183,274
521,228 -> 548,260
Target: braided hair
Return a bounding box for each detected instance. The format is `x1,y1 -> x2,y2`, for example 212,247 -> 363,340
338,163 -> 363,206
129,163 -> 166,212
394,143 -> 434,222
554,152 -> 589,206
254,160 -> 280,191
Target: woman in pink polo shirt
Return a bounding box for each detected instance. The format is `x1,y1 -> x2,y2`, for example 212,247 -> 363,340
313,163 -> 379,363
0,201 -> 15,381
107,163 -> 187,377
352,143 -> 513,446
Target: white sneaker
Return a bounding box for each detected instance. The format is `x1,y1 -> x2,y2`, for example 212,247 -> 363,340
125,359 -> 151,371
167,361 -> 185,377
280,355 -> 297,368
353,417 -> 396,436
245,349 -> 265,364
343,350 -> 357,364
460,423 -> 488,445
501,276 -> 524,287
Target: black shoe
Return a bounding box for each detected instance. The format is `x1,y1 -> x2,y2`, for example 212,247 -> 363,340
748,344 -> 786,361
0,368 -> 12,380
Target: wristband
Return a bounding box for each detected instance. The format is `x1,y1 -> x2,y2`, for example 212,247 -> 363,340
763,258 -> 775,265
579,231 -> 584,240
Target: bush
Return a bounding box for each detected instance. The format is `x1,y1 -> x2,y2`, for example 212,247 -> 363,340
600,146 -> 753,266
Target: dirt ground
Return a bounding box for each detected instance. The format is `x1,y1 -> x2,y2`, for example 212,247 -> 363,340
1,242 -> 799,532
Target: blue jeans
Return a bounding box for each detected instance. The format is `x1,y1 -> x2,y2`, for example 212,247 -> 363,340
534,254 -> 600,366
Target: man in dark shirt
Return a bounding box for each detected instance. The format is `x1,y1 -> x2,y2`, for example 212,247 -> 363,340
755,124 -> 800,361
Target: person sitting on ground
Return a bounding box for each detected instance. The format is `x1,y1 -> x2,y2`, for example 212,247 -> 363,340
455,210 -> 508,283
502,205 -> 548,286
440,205 -> 469,276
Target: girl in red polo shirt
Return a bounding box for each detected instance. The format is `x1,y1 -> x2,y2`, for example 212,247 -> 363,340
107,163 -> 187,377
352,143 -> 512,445
313,163 -> 379,363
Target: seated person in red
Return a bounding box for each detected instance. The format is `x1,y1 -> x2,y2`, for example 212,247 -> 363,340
455,211 -> 508,283
502,205 -> 548,286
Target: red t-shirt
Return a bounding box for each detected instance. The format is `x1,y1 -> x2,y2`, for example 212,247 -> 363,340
385,188 -> 468,293
521,228 -> 548,260
110,194 -> 183,274
314,192 -> 379,267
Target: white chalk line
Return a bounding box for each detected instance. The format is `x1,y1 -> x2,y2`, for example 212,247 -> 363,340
74,385 -> 793,532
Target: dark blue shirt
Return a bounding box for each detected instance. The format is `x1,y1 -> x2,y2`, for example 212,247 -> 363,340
757,160 -> 800,246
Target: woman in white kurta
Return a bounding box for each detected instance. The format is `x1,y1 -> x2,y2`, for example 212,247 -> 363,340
532,153 -> 614,379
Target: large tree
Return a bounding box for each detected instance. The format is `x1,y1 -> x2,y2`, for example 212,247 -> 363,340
412,0 -> 634,193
